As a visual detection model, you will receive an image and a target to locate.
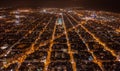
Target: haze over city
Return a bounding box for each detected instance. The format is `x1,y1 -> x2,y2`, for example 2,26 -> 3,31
0,0 -> 120,12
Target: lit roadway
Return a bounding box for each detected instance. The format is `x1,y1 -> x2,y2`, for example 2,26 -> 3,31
0,8 -> 120,71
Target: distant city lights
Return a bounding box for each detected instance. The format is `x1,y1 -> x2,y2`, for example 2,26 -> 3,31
0,44 -> 8,50
0,15 -> 6,19
43,9 -> 47,13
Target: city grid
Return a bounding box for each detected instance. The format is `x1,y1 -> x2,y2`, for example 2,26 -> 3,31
0,8 -> 120,71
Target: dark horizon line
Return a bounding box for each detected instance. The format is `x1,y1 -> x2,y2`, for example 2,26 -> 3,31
0,6 -> 120,13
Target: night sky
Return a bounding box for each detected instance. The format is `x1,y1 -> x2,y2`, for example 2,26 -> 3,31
0,0 -> 119,12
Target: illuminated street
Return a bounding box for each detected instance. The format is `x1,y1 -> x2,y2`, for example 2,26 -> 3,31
0,8 -> 120,71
